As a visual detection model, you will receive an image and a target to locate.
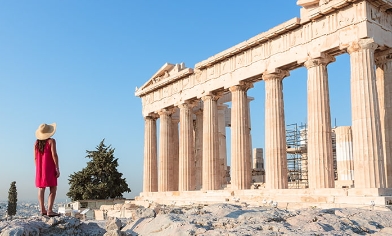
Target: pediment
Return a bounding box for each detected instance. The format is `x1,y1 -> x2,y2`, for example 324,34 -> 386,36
297,0 -> 319,7
135,62 -> 192,96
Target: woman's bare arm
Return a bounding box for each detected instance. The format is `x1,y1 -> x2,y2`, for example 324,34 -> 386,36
49,138 -> 60,178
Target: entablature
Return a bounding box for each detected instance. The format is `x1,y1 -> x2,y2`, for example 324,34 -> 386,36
136,0 -> 391,116
195,18 -> 301,70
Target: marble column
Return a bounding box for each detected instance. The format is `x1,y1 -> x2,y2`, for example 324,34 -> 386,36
158,108 -> 174,192
305,54 -> 335,188
217,103 -> 228,187
247,97 -> 254,183
202,93 -> 221,190
375,49 -> 392,188
178,101 -> 196,191
194,108 -> 203,190
143,114 -> 158,192
253,148 -> 264,171
348,39 -> 386,188
171,113 -> 179,191
335,126 -> 354,180
263,70 -> 289,189
230,83 -> 253,190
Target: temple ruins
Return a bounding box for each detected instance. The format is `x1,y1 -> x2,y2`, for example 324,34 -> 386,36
135,0 -> 392,208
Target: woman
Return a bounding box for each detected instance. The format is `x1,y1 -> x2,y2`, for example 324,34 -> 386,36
34,123 -> 60,217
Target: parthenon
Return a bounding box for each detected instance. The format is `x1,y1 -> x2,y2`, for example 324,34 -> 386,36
135,0 -> 392,208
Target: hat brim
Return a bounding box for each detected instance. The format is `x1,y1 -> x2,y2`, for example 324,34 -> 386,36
35,123 -> 57,140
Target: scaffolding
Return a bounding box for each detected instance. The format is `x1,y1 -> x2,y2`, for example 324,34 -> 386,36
332,128 -> 337,180
286,123 -> 339,189
286,123 -> 308,189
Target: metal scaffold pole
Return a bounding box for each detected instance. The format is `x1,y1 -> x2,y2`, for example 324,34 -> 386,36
286,123 -> 308,189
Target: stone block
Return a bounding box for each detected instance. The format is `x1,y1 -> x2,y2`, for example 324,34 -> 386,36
335,180 -> 354,188
122,203 -> 138,210
113,204 -> 123,210
100,205 -> 114,211
94,210 -> 105,220
333,196 -> 390,206
106,210 -> 121,218
348,188 -> 392,197
122,210 -> 134,218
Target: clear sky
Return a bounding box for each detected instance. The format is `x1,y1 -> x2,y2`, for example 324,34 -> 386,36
0,1 -> 352,201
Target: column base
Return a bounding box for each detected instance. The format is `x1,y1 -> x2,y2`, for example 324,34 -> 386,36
335,180 -> 354,189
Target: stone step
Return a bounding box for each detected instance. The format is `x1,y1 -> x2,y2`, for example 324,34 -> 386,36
135,188 -> 392,210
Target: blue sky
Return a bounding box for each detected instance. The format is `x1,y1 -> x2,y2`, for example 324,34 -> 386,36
0,1 -> 352,201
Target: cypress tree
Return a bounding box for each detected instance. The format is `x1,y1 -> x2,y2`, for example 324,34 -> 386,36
67,139 -> 131,201
7,181 -> 17,218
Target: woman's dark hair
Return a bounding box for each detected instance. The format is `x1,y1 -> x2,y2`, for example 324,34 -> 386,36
35,139 -> 47,154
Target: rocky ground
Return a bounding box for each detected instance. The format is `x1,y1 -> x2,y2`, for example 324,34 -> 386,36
1,201 -> 392,235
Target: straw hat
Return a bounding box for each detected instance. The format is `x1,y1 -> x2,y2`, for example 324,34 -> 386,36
35,123 -> 57,140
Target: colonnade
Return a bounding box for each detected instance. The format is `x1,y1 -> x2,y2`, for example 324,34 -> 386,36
142,39 -> 392,193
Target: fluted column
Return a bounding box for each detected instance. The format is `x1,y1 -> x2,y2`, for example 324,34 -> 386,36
194,108 -> 203,190
158,108 -> 174,192
305,54 -> 335,188
335,126 -> 354,180
247,97 -> 254,183
178,101 -> 196,191
376,49 -> 392,188
263,70 -> 289,189
217,103 -> 228,187
348,39 -> 385,188
230,83 -> 253,190
202,93 -> 221,190
143,114 -> 158,192
171,113 -> 179,191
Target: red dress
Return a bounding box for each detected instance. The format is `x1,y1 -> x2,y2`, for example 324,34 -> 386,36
35,140 -> 57,188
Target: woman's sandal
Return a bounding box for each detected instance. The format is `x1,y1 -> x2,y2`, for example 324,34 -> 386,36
47,212 -> 60,217
41,212 -> 47,216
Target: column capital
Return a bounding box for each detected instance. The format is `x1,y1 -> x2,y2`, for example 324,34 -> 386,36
178,100 -> 198,110
229,82 -> 254,92
262,69 -> 290,81
375,48 -> 392,66
158,108 -> 175,116
347,38 -> 378,54
201,92 -> 222,102
144,113 -> 159,120
304,53 -> 335,69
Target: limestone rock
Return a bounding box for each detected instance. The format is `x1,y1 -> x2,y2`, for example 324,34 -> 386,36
104,229 -> 125,236
134,207 -> 156,219
105,217 -> 122,231
0,226 -> 24,236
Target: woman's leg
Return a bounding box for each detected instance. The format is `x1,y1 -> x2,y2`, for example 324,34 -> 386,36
47,186 -> 57,214
38,188 -> 46,214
